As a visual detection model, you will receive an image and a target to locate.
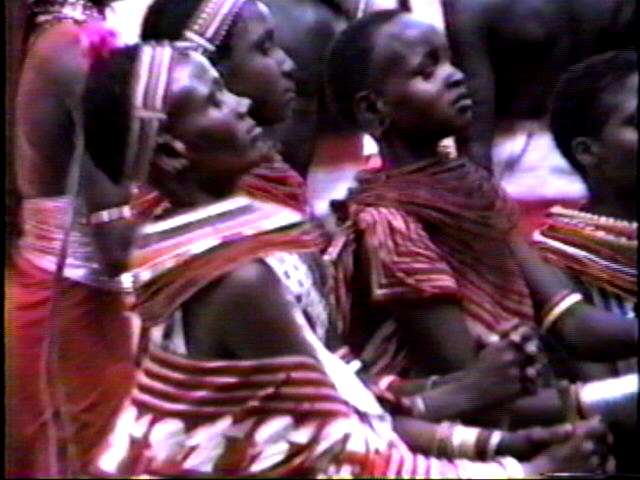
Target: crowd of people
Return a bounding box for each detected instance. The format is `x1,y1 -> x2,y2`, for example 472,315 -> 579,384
5,0 -> 638,478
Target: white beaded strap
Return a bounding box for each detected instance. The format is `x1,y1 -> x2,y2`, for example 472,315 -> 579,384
182,0 -> 247,53
125,42 -> 173,182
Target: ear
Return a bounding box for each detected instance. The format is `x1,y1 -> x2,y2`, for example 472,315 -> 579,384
354,90 -> 390,137
571,137 -> 600,169
157,134 -> 188,158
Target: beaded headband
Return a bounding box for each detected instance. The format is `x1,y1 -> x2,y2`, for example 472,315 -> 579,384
30,0 -> 103,25
182,0 -> 248,53
125,42 -> 174,182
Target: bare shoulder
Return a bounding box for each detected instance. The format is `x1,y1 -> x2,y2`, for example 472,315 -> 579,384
197,259 -> 317,359
27,22 -> 92,83
220,260 -> 281,296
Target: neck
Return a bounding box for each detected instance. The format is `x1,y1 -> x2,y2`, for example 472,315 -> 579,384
586,182 -> 637,222
378,131 -> 441,169
153,171 -> 237,210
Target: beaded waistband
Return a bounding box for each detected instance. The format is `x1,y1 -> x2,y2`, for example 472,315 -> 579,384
16,196 -> 126,290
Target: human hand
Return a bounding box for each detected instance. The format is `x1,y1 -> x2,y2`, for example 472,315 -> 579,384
523,417 -> 613,476
465,328 -> 542,408
496,423 -> 574,460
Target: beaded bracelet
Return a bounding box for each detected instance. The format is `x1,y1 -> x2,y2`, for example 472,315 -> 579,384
425,375 -> 441,391
400,394 -> 427,417
557,380 -> 585,423
86,204 -> 134,225
437,423 -> 498,460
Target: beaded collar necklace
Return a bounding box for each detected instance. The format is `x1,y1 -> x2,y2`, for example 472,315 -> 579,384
548,206 -> 637,245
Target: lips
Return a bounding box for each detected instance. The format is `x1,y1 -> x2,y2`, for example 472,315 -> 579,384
246,123 -> 263,143
451,91 -> 473,115
452,90 -> 472,107
283,80 -> 297,99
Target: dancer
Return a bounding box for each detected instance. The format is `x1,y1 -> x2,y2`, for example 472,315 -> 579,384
5,1 -> 162,476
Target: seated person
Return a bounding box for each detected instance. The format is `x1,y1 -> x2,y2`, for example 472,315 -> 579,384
141,0 -> 305,215
324,9 -> 636,431
82,43 -> 606,479
535,50 -> 637,361
511,51 -> 638,370
520,50 -> 638,473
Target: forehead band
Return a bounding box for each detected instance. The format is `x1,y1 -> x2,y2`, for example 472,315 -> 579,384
182,0 -> 248,53
125,41 -> 174,181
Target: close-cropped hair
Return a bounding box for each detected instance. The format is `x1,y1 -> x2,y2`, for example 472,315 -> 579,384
325,9 -> 403,129
141,0 -> 236,64
550,49 -> 637,178
83,44 -> 139,184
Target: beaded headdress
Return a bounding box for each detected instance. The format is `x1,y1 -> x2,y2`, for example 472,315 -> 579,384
29,0 -> 104,25
125,42 -> 175,182
181,0 -> 248,53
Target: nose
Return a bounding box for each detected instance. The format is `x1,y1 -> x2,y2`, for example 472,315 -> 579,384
224,91 -> 252,117
277,47 -> 296,82
445,66 -> 466,89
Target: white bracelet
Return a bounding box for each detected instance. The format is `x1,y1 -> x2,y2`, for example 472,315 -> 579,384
486,430 -> 503,459
542,293 -> 584,332
451,424 -> 481,459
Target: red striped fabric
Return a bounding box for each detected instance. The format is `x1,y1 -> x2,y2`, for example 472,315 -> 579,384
89,348 -> 514,478
134,223 -> 326,328
237,156 -> 309,216
332,157 -> 534,346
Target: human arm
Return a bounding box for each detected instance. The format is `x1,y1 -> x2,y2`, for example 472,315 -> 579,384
382,335 -> 541,422
510,235 -> 638,361
393,415 -> 609,477
182,260 -> 319,360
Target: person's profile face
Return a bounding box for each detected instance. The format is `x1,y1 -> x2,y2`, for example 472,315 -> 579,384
369,14 -> 472,140
219,0 -> 297,126
165,52 -> 267,184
